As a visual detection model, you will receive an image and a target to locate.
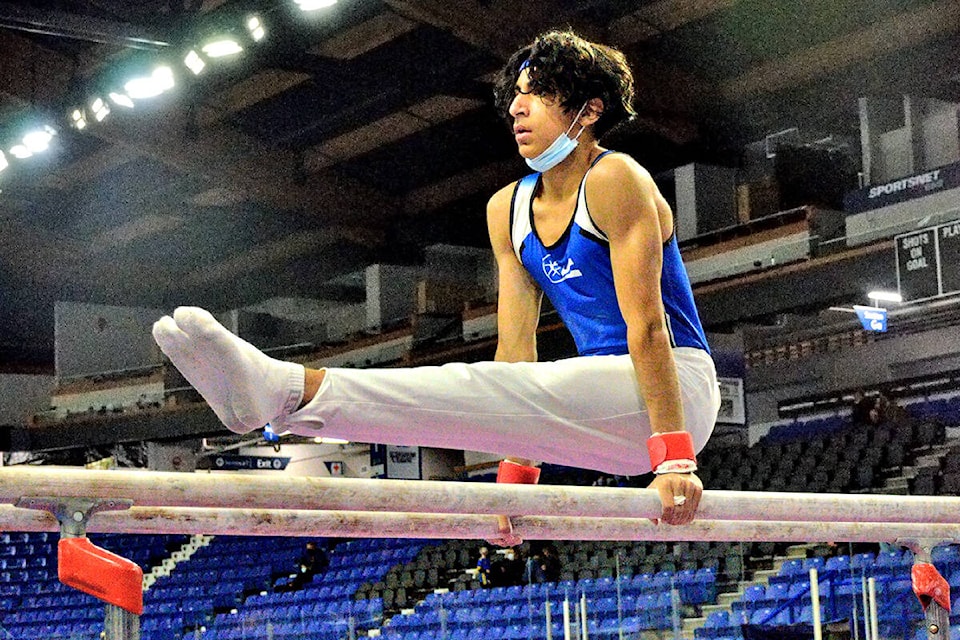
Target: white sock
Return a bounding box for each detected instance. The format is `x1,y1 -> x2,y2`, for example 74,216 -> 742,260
152,307 -> 305,434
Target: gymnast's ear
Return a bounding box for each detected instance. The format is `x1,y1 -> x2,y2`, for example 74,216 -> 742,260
580,97 -> 604,128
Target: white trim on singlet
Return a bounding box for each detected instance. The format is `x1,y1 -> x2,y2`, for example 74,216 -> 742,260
511,154 -> 614,262
574,157 -> 610,242
510,174 -> 537,263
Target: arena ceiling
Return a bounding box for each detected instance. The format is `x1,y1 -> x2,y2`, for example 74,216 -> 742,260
0,0 -> 958,366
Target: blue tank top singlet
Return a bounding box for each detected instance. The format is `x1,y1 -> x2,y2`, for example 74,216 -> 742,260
509,151 -> 710,357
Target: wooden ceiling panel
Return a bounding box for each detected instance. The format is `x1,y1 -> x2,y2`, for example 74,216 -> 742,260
722,1 -> 960,100
308,10 -> 417,60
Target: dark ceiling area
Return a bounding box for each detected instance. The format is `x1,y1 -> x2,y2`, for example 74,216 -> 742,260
0,0 -> 958,367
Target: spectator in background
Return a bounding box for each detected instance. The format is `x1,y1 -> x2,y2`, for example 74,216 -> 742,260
293,541 -> 326,587
851,389 -> 873,425
477,546 -> 492,586
490,547 -> 524,587
276,540 -> 326,592
538,544 -> 561,583
881,389 -> 913,428
874,388 -> 894,424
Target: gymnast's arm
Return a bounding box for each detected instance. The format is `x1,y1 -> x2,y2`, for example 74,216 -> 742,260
487,182 -> 543,364
586,154 -> 702,525
486,183 -> 543,545
486,183 -> 542,468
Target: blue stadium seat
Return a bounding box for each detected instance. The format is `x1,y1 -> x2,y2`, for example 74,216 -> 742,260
875,550 -> 904,569
742,585 -> 766,602
459,629 -> 480,640
802,557 -> 825,573
593,596 -> 618,614
749,607 -> 775,624
651,570 -> 674,589
481,625 -> 505,640
765,582 -> 789,602
824,555 -> 850,576
502,603 -> 525,621
779,559 -> 803,576
676,568 -> 697,584
787,581 -> 810,599
851,553 -> 876,570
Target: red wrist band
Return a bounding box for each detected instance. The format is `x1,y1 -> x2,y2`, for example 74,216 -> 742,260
647,431 -> 696,473
497,460 -> 541,484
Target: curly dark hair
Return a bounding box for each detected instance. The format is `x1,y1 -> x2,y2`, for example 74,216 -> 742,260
493,30 -> 637,140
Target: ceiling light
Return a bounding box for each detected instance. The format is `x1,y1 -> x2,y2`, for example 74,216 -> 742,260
109,92 -> 134,108
247,16 -> 266,42
71,109 -> 87,130
22,128 -> 55,153
124,76 -> 156,99
295,0 -> 337,11
9,145 -> 31,159
312,437 -> 349,445
124,66 -> 175,99
0,151 -> 7,172
201,39 -> 243,58
867,290 -> 902,303
184,50 -> 206,75
90,97 -> 110,122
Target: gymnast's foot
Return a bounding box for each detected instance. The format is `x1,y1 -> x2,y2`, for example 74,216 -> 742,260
152,307 -> 305,434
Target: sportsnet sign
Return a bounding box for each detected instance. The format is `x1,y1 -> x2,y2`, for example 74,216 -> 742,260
844,161 -> 960,213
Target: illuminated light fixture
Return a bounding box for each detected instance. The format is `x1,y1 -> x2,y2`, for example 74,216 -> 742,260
247,16 -> 265,41
184,49 -> 206,75
109,92 -> 134,108
90,97 -> 110,122
313,437 -> 349,445
0,151 -> 7,172
9,145 -> 31,159
124,65 -> 175,100
201,39 -> 243,58
867,290 -> 902,304
70,108 -> 88,130
295,0 -> 337,11
22,127 -> 55,153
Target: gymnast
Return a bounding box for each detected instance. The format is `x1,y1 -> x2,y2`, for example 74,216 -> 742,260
152,30 -> 721,544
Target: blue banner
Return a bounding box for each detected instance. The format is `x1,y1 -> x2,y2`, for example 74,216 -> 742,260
853,305 -> 887,332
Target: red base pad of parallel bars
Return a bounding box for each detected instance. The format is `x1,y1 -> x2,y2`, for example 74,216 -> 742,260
58,538 -> 143,615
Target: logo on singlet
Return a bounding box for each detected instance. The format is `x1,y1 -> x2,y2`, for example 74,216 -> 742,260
542,254 -> 582,284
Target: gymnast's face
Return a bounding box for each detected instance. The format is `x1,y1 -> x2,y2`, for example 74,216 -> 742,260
508,68 -> 582,159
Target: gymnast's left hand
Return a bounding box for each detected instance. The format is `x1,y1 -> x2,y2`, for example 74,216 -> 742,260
487,514 -> 523,548
648,472 -> 703,526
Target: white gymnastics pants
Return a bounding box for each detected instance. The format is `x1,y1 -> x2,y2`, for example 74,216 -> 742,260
279,347 -> 721,476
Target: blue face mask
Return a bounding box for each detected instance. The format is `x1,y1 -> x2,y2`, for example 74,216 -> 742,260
525,102 -> 588,173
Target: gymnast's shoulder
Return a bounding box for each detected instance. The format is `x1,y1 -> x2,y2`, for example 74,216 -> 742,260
586,151 -> 656,192
486,180 -> 519,224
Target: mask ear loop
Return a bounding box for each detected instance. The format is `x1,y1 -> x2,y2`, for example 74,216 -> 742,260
566,102 -> 590,139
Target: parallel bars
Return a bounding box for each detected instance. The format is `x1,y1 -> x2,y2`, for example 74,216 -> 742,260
0,466 -> 958,542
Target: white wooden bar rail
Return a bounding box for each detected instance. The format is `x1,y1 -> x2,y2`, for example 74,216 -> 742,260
1,467 -> 959,525
1,505 -> 960,541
